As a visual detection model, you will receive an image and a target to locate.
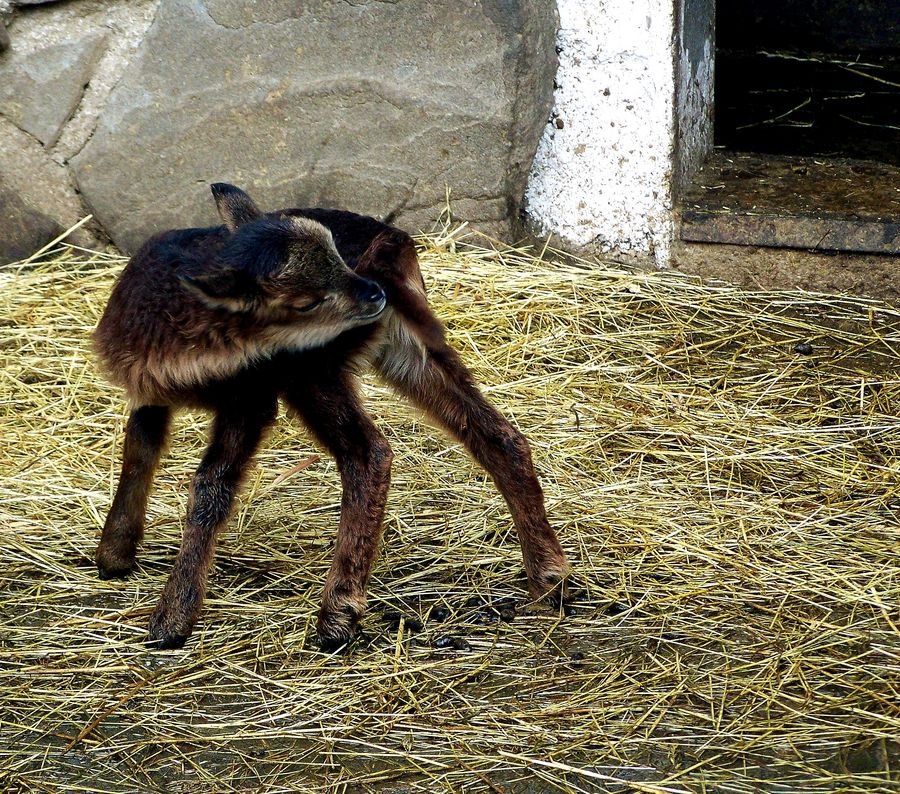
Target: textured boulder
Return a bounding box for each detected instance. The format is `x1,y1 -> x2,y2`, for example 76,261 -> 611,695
0,117 -> 99,261
0,32 -> 106,146
0,178 -> 61,264
72,0 -> 557,252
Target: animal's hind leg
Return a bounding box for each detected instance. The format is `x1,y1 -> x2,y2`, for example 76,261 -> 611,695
374,321 -> 570,603
284,370 -> 393,651
97,405 -> 171,579
148,398 -> 276,649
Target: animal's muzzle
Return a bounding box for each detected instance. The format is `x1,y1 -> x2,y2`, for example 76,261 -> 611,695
355,278 -> 387,319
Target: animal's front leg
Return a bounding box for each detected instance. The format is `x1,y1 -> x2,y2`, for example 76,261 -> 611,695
97,405 -> 171,579
285,373 -> 393,651
148,400 -> 276,649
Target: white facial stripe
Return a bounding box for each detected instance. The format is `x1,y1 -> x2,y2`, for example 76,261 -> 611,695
290,216 -> 339,256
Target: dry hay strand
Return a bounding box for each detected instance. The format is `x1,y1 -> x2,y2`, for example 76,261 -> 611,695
1,230 -> 899,793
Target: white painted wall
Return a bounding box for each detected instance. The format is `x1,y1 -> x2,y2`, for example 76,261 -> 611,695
525,0 -> 714,267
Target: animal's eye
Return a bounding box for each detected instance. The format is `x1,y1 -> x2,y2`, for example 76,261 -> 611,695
292,297 -> 326,314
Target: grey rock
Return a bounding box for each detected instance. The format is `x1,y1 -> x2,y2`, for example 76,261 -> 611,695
73,0 -> 557,252
0,117 -> 101,252
0,31 -> 106,147
0,24 -> 9,54
0,176 -> 61,264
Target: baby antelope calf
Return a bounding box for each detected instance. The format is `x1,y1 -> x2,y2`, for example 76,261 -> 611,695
94,184 -> 570,650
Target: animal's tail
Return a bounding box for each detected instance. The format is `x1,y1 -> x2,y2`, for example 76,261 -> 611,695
356,229 -> 446,352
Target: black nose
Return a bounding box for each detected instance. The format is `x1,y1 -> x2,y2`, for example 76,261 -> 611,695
356,278 -> 385,305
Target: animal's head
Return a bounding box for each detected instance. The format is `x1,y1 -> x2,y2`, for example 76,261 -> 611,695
179,183 -> 386,341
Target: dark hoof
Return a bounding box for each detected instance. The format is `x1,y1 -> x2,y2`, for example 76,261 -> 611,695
97,564 -> 133,581
147,631 -> 189,651
96,542 -> 136,580
531,572 -> 571,608
148,606 -> 194,651
317,633 -> 354,653
317,604 -> 362,653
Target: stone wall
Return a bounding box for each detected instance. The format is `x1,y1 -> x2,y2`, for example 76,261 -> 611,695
0,0 -> 158,259
0,0 -> 557,261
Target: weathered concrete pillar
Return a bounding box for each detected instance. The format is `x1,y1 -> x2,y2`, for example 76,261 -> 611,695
525,0 -> 714,266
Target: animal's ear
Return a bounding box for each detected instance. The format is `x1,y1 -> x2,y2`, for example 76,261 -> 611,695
210,182 -> 263,231
357,230 -> 406,273
178,268 -> 258,312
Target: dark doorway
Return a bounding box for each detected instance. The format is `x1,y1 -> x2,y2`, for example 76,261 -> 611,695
680,2 -> 900,255
716,1 -> 900,166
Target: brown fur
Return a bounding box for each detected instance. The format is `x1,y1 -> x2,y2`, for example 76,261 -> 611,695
95,184 -> 570,651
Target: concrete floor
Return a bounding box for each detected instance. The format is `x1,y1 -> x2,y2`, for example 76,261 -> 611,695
670,239 -> 899,303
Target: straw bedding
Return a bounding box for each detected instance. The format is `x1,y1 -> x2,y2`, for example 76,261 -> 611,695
1,228 -> 898,793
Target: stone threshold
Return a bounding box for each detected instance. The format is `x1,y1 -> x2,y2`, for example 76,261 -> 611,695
679,151 -> 900,254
